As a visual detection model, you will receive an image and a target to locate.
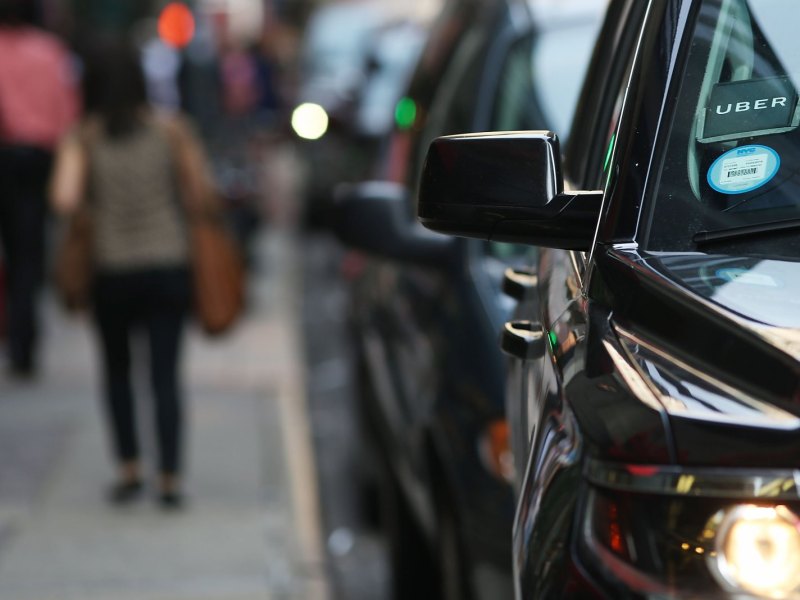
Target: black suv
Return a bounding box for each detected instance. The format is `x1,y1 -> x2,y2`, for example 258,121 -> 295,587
334,0 -> 603,598
419,0 -> 800,598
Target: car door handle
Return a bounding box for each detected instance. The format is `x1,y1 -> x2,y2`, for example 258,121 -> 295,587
502,267 -> 538,301
501,320 -> 546,360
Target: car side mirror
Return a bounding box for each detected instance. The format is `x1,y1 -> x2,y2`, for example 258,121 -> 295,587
332,181 -> 457,265
417,131 -> 603,251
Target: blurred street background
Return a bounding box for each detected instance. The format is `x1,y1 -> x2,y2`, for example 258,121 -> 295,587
0,224 -> 331,600
0,0 -> 437,598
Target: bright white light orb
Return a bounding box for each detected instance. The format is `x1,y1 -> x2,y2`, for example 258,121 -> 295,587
291,103 -> 329,140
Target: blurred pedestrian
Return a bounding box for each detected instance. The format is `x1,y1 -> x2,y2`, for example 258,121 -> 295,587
0,0 -> 78,377
49,40 -> 214,509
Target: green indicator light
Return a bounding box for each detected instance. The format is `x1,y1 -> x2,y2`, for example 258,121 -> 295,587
395,97 -> 417,130
603,132 -> 616,173
547,330 -> 558,353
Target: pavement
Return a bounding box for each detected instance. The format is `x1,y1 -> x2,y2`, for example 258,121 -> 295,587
0,226 -> 331,600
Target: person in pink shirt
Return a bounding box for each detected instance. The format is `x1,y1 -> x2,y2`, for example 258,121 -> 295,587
0,0 -> 78,377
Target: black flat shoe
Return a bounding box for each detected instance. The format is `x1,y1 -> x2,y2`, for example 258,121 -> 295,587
158,491 -> 185,511
107,480 -> 143,505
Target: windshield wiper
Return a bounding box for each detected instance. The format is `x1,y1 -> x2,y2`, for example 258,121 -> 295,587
693,218 -> 800,245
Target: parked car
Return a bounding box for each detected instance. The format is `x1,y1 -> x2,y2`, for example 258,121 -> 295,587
332,0 -> 604,598
292,3 -> 427,225
352,20 -> 428,140
418,0 -> 800,598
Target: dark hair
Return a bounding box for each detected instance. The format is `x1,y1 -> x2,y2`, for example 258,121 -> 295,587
81,39 -> 148,138
0,0 -> 36,26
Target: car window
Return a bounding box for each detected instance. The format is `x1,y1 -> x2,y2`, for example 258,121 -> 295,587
486,35 -> 539,264
587,18 -> 641,192
416,27 -> 487,181
564,0 -> 647,190
488,20 -> 604,264
529,20 -> 604,141
542,0 -> 643,281
646,0 -> 800,255
379,0 -> 481,184
491,36 -> 538,132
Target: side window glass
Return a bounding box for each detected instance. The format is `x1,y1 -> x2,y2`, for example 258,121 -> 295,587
486,35 -> 539,265
565,0 -> 648,190
487,19 -> 602,265
566,1 -> 645,273
414,28 -> 486,187
589,23 -> 641,193
593,90 -> 627,190
530,20 -> 603,143
491,36 -> 537,131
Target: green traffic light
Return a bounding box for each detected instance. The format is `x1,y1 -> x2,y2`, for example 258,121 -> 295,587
395,97 -> 417,130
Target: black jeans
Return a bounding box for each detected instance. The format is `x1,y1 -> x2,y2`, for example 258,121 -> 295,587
0,146 -> 52,371
92,266 -> 192,476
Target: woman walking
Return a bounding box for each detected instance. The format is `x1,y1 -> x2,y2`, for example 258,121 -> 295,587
50,42 -> 214,509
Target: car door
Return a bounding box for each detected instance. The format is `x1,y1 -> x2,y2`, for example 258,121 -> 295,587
369,0 -> 510,503
509,0 -> 652,595
498,2 -> 623,489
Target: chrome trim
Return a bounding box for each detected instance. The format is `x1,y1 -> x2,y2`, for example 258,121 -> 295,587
568,250 -> 586,290
614,324 -> 800,430
585,458 -> 800,499
602,338 -> 664,413
585,0 -> 655,286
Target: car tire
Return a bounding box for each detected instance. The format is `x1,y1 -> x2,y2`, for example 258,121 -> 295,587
382,469 -> 438,600
353,349 -> 382,530
437,500 -> 475,600
354,433 -> 382,532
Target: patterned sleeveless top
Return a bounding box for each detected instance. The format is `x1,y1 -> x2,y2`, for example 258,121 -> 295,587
88,118 -> 189,270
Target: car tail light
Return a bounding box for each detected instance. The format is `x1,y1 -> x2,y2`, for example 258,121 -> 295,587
580,459 -> 800,598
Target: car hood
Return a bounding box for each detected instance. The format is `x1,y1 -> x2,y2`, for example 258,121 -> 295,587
597,249 -> 800,466
643,252 -> 800,357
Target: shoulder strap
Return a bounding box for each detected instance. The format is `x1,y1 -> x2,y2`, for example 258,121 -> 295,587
157,114 -> 220,218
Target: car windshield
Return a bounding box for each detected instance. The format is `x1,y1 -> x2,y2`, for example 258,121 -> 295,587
645,0 -> 800,256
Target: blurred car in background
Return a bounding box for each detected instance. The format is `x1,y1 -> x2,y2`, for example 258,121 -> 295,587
417,0 -> 800,597
332,0 -> 605,598
291,2 -> 426,225
294,0 -> 385,127
353,20 -> 427,140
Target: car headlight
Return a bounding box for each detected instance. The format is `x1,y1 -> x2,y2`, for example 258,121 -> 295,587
710,504 -> 800,598
580,459 -> 800,598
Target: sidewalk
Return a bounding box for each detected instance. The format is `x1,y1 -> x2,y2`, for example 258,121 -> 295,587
0,228 -> 330,600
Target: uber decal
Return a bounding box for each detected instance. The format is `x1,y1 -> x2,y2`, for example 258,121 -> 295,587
702,76 -> 798,141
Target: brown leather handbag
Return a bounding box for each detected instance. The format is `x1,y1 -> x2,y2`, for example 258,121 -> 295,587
188,212 -> 245,335
53,205 -> 93,312
164,116 -> 245,336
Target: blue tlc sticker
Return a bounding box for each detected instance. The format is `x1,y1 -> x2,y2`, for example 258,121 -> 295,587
707,145 -> 780,194
716,268 -> 780,287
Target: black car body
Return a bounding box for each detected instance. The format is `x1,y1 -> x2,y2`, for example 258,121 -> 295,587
333,0 -> 603,598
418,0 -> 800,598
